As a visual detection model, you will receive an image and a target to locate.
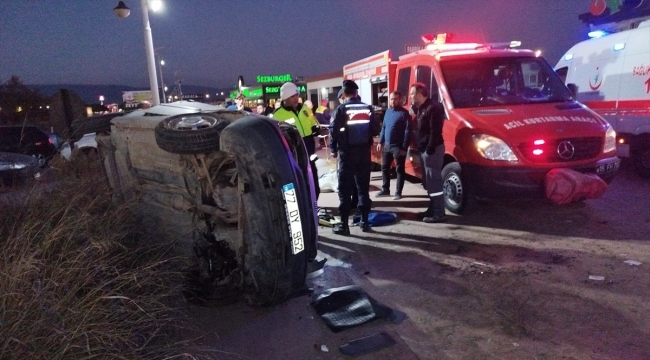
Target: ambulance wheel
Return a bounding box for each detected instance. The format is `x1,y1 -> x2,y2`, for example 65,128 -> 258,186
155,114 -> 230,154
442,162 -> 467,214
633,148 -> 650,178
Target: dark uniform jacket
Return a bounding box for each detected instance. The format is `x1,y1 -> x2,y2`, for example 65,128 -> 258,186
329,98 -> 380,153
414,98 -> 445,154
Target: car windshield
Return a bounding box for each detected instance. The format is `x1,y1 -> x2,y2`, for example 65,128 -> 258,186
440,56 -> 573,108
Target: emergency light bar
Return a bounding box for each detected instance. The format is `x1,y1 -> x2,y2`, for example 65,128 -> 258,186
422,33 -> 521,52
588,30 -> 609,38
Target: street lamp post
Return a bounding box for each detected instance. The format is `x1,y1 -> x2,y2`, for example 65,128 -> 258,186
158,57 -> 166,103
114,0 -> 161,106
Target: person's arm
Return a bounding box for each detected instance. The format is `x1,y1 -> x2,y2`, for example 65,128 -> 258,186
402,111 -> 411,153
329,107 -> 342,156
426,104 -> 444,153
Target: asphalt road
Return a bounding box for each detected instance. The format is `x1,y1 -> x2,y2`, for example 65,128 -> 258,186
184,157 -> 650,360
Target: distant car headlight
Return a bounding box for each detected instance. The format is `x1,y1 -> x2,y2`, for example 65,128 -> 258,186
472,134 -> 519,161
604,124 -> 616,153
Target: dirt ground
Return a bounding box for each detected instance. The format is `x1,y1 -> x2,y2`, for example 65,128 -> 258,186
4,157 -> 648,359
183,157 -> 650,360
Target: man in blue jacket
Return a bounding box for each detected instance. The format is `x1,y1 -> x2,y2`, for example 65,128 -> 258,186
376,91 -> 411,200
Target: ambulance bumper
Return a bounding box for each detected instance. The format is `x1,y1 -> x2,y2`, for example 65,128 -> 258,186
462,156 -> 620,199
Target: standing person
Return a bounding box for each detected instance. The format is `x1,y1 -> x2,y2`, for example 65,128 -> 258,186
410,82 -> 447,223
376,91 -> 410,200
227,92 -> 252,112
315,99 -> 331,126
329,80 -> 380,234
273,82 -> 321,199
256,103 -> 266,115
337,89 -> 358,215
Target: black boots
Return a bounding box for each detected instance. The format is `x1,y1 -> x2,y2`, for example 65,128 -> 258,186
419,198 -> 447,223
359,211 -> 370,232
333,213 -> 371,234
333,216 -> 350,235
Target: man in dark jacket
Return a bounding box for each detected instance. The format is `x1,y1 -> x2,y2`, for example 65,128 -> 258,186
376,91 -> 410,200
329,80 -> 380,234
410,82 -> 447,223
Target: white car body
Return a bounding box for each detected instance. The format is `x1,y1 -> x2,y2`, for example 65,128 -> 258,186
60,133 -> 97,160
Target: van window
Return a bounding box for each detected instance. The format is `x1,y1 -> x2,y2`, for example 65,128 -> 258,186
440,57 -> 573,108
416,66 -> 439,102
396,67 -> 411,104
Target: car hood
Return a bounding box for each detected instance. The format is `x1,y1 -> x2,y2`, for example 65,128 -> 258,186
452,102 -> 609,143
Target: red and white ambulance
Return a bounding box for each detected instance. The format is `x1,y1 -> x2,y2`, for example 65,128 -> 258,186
346,34 -> 620,213
555,20 -> 650,177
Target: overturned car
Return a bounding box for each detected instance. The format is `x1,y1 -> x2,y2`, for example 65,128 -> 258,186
94,101 -> 318,305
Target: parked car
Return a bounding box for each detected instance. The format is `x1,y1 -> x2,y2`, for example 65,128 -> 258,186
0,125 -> 57,167
0,152 -> 40,187
60,133 -> 97,161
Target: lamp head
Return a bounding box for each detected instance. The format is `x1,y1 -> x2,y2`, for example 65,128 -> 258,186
114,1 -> 131,18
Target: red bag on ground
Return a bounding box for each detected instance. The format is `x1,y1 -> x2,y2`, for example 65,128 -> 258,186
545,168 -> 608,205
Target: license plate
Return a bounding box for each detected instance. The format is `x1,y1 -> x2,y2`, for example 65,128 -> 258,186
282,183 -> 304,255
596,160 -> 620,174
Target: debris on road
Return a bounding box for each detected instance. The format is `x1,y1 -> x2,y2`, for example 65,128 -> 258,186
624,260 -> 642,266
588,275 -> 605,281
339,332 -> 396,357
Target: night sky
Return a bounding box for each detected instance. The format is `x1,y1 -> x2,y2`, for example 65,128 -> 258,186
0,0 -> 593,89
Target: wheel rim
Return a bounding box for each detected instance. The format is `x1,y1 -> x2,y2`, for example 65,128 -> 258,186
443,172 -> 463,206
168,115 -> 218,131
32,153 -> 45,167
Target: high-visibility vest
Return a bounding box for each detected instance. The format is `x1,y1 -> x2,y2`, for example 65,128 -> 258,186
272,103 -> 319,138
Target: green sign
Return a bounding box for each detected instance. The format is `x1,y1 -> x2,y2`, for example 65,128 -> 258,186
257,74 -> 292,84
229,87 -> 263,99
264,85 -> 306,95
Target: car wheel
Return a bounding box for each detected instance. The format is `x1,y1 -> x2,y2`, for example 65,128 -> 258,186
442,162 -> 467,214
220,116 -> 316,306
155,114 -> 230,154
30,152 -> 47,168
70,113 -> 123,140
634,148 -> 650,178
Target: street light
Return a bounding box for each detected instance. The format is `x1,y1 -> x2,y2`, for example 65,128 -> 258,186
158,57 -> 166,103
114,0 -> 161,106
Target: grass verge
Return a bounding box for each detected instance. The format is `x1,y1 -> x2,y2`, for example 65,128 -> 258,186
0,155 -> 208,359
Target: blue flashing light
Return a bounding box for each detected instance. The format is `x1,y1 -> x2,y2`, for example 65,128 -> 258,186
588,30 -> 609,38
613,43 -> 626,51
564,53 -> 574,61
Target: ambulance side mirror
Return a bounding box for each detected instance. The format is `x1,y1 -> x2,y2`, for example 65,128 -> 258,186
567,83 -> 578,98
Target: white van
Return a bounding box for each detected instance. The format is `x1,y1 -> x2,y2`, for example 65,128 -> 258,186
555,20 -> 650,177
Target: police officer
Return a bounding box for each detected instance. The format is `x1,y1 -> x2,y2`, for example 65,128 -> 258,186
273,82 -> 321,199
329,80 -> 380,234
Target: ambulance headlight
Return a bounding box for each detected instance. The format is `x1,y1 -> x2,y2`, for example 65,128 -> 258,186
472,134 -> 518,161
604,124 -> 616,153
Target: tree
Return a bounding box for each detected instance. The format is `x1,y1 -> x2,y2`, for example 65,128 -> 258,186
0,76 -> 47,125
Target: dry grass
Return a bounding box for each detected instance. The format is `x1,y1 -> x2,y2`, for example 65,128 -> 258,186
0,156 -> 208,359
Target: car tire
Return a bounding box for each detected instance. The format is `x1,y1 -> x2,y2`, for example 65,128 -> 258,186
634,148 -> 650,178
442,162 -> 467,214
70,113 -> 123,140
220,116 -> 316,306
27,151 -> 48,168
155,113 -> 231,154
